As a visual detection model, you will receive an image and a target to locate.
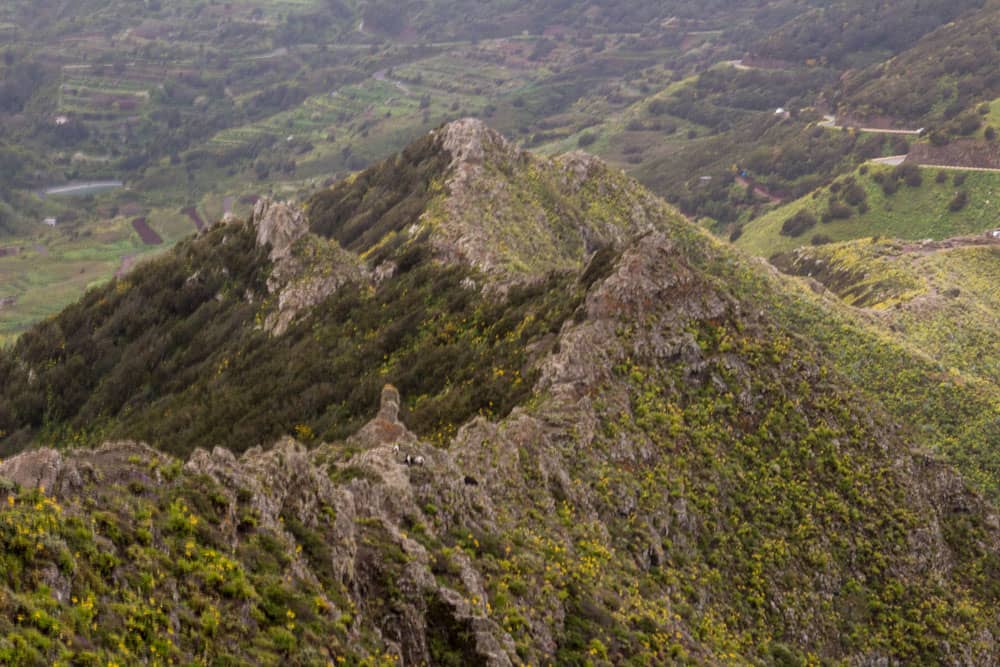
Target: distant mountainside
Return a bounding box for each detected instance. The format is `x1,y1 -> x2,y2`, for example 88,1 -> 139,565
2,0 -> 844,338
0,121 -> 999,665
752,0 -> 987,67
4,0 -> 999,345
836,1 -> 1000,124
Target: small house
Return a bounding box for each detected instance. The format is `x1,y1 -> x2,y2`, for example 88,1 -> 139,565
43,217 -> 57,227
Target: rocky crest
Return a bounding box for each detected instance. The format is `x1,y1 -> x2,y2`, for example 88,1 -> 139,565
421,118 -> 673,281
0,385 -> 518,666
251,198 -> 309,263
251,197 -> 368,335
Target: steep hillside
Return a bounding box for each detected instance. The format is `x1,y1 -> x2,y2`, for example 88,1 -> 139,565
1,121 -> 999,664
770,233 -> 1000,491
0,121 -> 671,458
736,163 -> 1000,256
837,1 -> 1000,124
2,239 -> 1000,664
772,233 -> 1000,387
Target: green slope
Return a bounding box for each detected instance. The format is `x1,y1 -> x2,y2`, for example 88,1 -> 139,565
736,163 -> 1000,257
838,1 -> 1000,124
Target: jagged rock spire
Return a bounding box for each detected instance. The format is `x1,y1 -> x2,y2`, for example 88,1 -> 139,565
378,384 -> 401,421
250,197 -> 308,261
348,384 -> 417,449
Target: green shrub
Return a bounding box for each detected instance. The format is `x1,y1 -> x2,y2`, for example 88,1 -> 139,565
948,191 -> 969,212
825,200 -> 853,220
780,210 -> 817,237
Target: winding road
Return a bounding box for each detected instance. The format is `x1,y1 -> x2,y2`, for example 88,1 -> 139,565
819,115 -> 923,136
44,180 -> 123,196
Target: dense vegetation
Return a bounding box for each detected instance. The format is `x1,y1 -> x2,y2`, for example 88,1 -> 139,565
634,113 -> 908,225
0,454 -> 396,665
307,132 -> 452,255
753,0 -> 986,66
0,216 -> 590,459
838,3 -> 1000,122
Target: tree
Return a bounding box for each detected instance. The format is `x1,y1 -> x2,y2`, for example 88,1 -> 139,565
780,210 -> 817,237
948,191 -> 968,212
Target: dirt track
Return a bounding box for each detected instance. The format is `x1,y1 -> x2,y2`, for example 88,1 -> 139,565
736,176 -> 783,203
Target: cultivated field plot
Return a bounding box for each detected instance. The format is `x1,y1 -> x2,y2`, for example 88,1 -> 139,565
0,221 -> 141,343
0,200 -> 216,345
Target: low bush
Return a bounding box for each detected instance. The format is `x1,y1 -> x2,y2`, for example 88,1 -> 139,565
948,191 -> 969,212
780,210 -> 818,237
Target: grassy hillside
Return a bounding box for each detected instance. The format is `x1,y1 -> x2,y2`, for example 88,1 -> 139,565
772,237 -> 1000,382
768,236 -> 1000,494
736,163 -> 1000,256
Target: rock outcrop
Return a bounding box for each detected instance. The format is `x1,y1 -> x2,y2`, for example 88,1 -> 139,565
1,386 -> 518,666
251,198 -> 309,262
422,118 -> 671,281
250,197 -> 368,335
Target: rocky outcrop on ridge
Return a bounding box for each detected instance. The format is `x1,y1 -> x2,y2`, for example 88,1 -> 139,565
250,197 -> 368,334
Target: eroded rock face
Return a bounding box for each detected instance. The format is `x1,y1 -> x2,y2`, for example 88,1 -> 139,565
249,198 -> 368,335
0,448 -> 76,494
251,198 -> 308,262
0,441 -> 165,497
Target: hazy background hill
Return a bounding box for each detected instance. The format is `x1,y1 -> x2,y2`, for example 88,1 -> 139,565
2,0 -> 998,343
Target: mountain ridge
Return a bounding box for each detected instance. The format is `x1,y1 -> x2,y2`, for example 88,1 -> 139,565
0,120 -> 999,665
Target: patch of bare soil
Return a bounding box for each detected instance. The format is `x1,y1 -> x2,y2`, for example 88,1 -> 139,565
907,140 -> 1000,170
